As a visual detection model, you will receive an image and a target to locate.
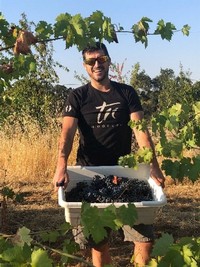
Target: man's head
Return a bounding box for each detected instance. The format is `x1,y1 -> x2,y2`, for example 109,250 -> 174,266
82,42 -> 110,60
82,42 -> 111,83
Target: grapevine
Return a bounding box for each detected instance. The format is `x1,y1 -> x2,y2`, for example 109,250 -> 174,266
120,102 -> 200,183
0,226 -> 199,266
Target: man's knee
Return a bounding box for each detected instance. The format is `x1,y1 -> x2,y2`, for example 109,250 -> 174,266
92,241 -> 109,252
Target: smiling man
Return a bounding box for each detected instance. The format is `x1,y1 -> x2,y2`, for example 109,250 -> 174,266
53,42 -> 165,267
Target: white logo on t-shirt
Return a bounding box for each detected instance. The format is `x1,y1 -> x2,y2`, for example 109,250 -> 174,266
96,101 -> 120,124
65,105 -> 72,112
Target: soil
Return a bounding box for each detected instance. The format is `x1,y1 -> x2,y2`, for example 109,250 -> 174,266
1,178 -> 199,267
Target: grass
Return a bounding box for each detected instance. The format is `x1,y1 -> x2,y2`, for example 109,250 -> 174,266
0,126 -> 79,183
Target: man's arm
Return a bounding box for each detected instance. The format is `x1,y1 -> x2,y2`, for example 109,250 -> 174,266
131,111 -> 165,187
53,116 -> 78,191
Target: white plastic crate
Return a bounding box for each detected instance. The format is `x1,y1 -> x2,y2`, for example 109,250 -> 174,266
58,165 -> 167,226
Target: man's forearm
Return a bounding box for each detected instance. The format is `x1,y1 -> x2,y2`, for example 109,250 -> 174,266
56,136 -> 73,170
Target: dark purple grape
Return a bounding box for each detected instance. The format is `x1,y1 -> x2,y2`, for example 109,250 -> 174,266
65,175 -> 153,203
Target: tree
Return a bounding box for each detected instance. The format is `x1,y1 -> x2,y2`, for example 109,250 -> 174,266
152,68 -> 195,111
129,63 -> 157,118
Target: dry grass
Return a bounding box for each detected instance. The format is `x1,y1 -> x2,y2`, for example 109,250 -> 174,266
0,128 -> 79,183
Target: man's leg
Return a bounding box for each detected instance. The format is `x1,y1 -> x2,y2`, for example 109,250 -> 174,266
122,224 -> 154,267
91,242 -> 112,267
133,241 -> 153,266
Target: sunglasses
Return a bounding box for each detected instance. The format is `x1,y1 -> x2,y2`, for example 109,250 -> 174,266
84,55 -> 109,66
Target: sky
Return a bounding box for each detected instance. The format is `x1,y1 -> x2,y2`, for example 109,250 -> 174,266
1,0 -> 200,87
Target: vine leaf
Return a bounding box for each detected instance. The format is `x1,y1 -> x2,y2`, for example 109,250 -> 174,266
132,17 -> 152,48
31,248 -> 53,267
154,19 -> 176,41
182,24 -> 191,36
54,13 -> 71,38
151,233 -> 174,257
35,21 -> 53,39
1,245 -> 29,263
193,101 -> 200,123
81,203 -> 117,244
116,204 -> 138,226
80,203 -> 138,244
190,156 -> 200,182
40,230 -> 60,243
13,226 -> 32,247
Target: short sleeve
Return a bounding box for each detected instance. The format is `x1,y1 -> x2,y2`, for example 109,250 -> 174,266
62,90 -> 81,118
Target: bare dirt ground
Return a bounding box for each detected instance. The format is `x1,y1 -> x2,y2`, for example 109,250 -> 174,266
1,178 -> 199,266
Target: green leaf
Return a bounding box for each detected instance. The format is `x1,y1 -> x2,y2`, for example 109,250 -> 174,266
40,230 -> 60,243
118,153 -> 137,168
182,244 -> 194,265
188,156 -> 200,182
159,248 -> 185,266
31,249 -> 53,267
151,233 -> 174,257
182,24 -> 191,36
82,209 -> 108,243
155,19 -> 176,41
162,140 -> 183,158
147,258 -> 158,266
61,239 -> 79,264
168,103 -> 182,117
2,246 -> 22,263
15,227 -> 32,247
81,204 -> 116,244
162,160 -> 181,180
179,157 -> 192,179
136,147 -> 153,164
101,206 -> 119,230
22,243 -> 32,263
58,222 -> 72,235
0,237 -> 11,254
0,16 -> 9,37
165,117 -> 179,131
35,21 -> 53,39
54,13 -> 71,38
116,204 -> 138,226
87,10 -> 104,39
132,17 -> 152,48
180,123 -> 196,148
102,18 -> 117,43
81,203 -> 138,244
193,101 -> 200,124
70,14 -> 85,37
128,118 -> 147,131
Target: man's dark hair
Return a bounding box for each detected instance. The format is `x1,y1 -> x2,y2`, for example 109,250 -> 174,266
82,42 -> 110,59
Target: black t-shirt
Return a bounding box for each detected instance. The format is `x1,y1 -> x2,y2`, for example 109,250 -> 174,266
63,81 -> 143,166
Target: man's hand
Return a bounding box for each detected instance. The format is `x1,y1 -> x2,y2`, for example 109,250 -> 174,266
150,166 -> 165,188
52,170 -> 70,192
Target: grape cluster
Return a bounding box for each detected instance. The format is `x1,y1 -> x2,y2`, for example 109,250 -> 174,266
65,175 -> 153,203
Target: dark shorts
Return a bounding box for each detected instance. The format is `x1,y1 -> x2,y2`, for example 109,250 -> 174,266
72,224 -> 154,248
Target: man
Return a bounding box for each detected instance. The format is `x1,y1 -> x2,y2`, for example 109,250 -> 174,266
53,42 -> 165,267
